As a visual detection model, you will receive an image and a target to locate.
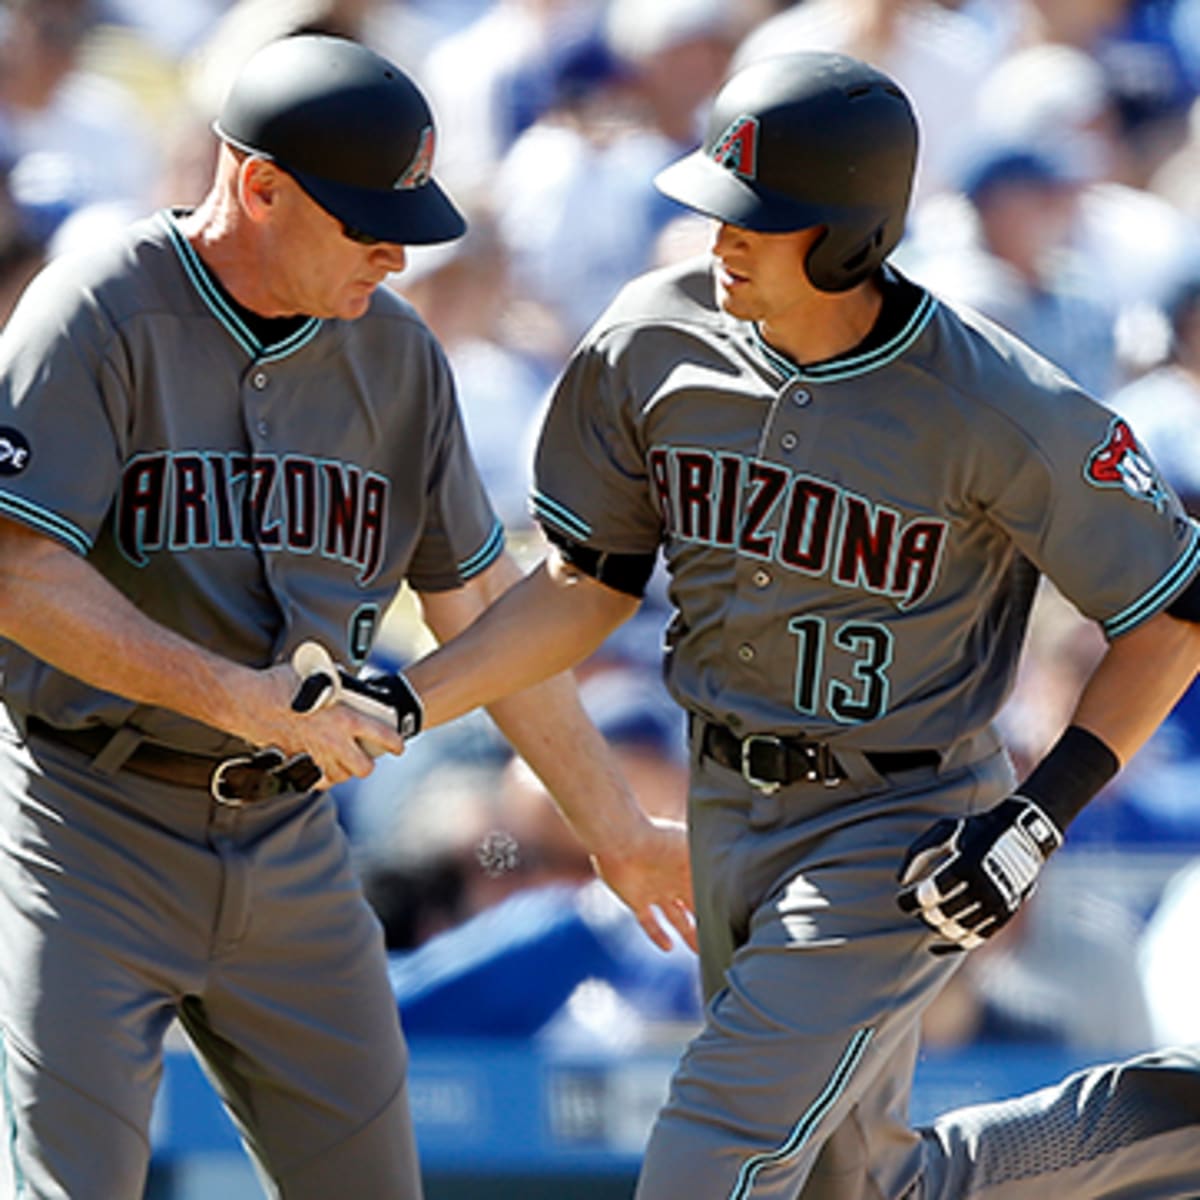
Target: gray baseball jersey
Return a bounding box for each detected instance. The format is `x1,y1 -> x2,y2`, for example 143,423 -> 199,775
532,259 -> 1200,1200
0,210 -> 503,1198
534,257 -> 1200,749
0,210 -> 502,752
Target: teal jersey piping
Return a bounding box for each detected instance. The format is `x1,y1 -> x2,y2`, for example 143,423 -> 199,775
531,491 -> 592,542
0,491 -> 91,556
753,290 -> 937,383
159,212 -> 322,361
458,519 -> 506,580
727,1026 -> 873,1199
1104,519 -> 1200,638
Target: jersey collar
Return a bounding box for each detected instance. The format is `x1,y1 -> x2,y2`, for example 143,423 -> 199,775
750,270 -> 937,383
160,210 -> 323,362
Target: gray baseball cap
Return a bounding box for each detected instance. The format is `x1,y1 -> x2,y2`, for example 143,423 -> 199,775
214,34 -> 466,246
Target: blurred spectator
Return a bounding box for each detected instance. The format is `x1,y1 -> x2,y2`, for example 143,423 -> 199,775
419,0 -> 605,198
0,0 -> 158,240
966,38 -> 1200,383
733,0 -> 1001,203
394,208 -> 554,530
183,0 -> 440,120
904,144 -> 1117,397
96,0 -> 229,60
493,0 -> 737,349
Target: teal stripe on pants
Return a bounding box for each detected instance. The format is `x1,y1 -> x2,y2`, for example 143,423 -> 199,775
729,1026 -> 874,1200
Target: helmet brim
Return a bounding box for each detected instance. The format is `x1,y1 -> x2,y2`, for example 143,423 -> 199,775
290,166 -> 466,246
654,150 -> 831,235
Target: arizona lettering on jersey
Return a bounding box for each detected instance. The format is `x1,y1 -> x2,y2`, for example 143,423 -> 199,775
117,450 -> 388,581
649,444 -> 945,608
534,257 -> 1200,740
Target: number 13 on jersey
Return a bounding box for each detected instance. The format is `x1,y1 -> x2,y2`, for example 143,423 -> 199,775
789,616 -> 893,723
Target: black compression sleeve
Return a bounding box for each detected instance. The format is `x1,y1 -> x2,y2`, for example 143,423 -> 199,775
1016,724 -> 1120,832
543,527 -> 657,598
1167,570 -> 1200,623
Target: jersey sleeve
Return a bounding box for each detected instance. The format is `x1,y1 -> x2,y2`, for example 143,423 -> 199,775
0,256 -> 127,554
531,337 -> 664,555
986,386 -> 1200,639
402,337 -> 504,593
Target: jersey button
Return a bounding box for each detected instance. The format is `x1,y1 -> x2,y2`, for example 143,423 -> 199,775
737,643 -> 755,662
753,569 -> 771,588
781,432 -> 798,451
256,419 -> 269,436
785,382 -> 811,406
252,371 -> 268,390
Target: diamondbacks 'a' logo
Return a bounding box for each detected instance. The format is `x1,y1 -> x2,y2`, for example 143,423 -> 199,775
1085,417 -> 1168,510
394,126 -> 434,189
710,115 -> 759,180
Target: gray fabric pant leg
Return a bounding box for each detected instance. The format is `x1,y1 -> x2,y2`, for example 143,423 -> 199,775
919,1045 -> 1200,1200
0,721 -> 422,1199
635,748 -> 1007,1200
634,737 -> 1200,1200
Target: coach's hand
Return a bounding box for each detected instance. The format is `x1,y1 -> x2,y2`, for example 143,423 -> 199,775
590,816 -> 698,955
896,796 -> 1062,953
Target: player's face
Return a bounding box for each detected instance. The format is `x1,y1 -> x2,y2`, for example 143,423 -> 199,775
710,222 -> 823,323
266,177 -> 408,320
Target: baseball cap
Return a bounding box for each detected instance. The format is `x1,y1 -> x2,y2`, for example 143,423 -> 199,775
959,145 -> 1077,206
214,34 -> 465,246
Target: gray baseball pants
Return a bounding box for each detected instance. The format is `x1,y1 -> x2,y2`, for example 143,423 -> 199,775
635,736 -> 1200,1200
0,713 -> 422,1199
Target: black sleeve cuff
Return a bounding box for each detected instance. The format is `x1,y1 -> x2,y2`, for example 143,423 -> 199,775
542,526 -> 656,598
1017,724 -> 1120,831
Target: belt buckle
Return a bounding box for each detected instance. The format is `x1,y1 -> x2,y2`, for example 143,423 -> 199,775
210,755 -> 250,806
741,734 -> 784,794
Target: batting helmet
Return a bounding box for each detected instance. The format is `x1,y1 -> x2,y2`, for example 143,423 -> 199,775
214,34 -> 465,245
654,52 -> 918,292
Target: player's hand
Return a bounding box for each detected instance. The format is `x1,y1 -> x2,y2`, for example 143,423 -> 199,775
223,654 -> 410,787
895,796 -> 1062,953
290,641 -> 423,751
589,816 -> 698,955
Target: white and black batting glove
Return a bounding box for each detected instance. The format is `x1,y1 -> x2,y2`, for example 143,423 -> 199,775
291,641 -> 423,754
896,796 -> 1062,953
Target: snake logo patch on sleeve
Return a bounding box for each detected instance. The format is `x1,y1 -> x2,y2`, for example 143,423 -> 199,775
1084,417 -> 1167,511
0,427 -> 31,476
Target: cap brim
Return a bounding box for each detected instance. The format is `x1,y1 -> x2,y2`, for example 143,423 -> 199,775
291,168 -> 466,245
654,150 -> 831,234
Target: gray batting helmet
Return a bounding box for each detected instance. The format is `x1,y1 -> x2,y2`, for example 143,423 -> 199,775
215,34 -> 465,245
654,52 -> 918,292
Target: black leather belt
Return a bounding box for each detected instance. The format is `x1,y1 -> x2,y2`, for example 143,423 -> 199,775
24,718 -> 319,803
698,721 -> 939,792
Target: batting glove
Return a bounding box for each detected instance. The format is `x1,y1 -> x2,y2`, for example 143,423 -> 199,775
291,641 -> 423,747
896,796 -> 1062,953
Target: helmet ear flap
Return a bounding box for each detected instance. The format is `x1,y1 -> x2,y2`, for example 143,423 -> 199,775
805,223 -> 886,293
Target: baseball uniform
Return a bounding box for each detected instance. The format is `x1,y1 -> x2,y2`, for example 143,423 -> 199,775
0,210 -> 502,1198
532,256 -> 1200,1199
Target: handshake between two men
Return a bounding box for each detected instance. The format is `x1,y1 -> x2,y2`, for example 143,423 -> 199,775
211,642 -> 422,803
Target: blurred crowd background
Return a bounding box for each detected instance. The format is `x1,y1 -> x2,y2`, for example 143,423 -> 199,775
5,0 -> 1200,1065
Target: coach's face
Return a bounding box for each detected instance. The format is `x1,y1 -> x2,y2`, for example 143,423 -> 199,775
252,163 -> 408,320
710,222 -> 823,324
